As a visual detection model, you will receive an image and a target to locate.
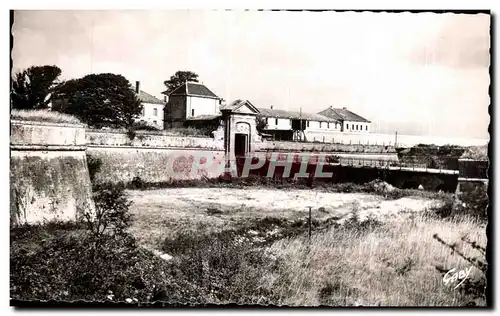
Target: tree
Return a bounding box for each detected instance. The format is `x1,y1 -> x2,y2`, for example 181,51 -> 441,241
53,73 -> 142,128
11,65 -> 62,110
163,70 -> 199,94
255,117 -> 268,135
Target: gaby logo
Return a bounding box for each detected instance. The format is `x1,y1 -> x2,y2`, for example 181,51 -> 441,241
443,266 -> 473,289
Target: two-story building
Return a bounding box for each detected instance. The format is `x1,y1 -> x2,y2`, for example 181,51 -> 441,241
318,106 -> 371,133
162,81 -> 223,128
257,106 -> 341,141
160,81 -> 371,143
133,81 -> 166,129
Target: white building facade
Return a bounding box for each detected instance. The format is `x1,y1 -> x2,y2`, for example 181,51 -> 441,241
132,81 -> 166,129
163,81 -> 223,128
257,105 -> 371,142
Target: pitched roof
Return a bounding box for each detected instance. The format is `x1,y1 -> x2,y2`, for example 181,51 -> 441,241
136,90 -> 165,105
257,108 -> 339,122
317,107 -> 344,121
220,99 -> 259,113
319,106 -> 371,123
163,82 -> 219,99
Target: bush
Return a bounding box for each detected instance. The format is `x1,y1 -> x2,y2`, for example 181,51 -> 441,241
85,182 -> 133,237
129,176 -> 146,190
132,121 -> 161,131
161,228 -> 276,304
341,201 -> 382,233
426,183 -> 488,222
86,154 -> 102,183
10,182 -> 207,304
10,224 -> 201,303
126,128 -> 136,141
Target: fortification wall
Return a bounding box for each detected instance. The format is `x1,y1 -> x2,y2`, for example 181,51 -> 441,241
87,147 -> 226,185
10,120 -> 94,226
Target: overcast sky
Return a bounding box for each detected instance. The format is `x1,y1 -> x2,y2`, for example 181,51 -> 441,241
12,10 -> 490,139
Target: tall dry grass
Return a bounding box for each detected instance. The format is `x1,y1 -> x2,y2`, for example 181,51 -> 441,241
11,109 -> 82,124
261,214 -> 486,306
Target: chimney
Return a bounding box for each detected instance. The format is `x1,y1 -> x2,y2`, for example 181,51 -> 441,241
270,105 -> 274,109
135,81 -> 140,94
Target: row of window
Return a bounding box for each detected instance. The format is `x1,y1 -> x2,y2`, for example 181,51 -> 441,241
346,123 -> 368,131
265,118 -> 340,129
141,108 -> 160,116
143,108 -> 197,118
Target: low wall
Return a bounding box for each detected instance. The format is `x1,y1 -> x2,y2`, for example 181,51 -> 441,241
255,140 -> 396,154
10,120 -> 94,226
234,157 -> 458,192
252,151 -> 399,164
87,130 -> 223,150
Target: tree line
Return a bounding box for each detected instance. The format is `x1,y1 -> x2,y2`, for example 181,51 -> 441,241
10,65 -> 200,129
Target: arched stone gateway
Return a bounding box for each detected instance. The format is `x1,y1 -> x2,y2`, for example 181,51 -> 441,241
234,122 -> 251,157
220,99 -> 261,160
235,122 -> 250,134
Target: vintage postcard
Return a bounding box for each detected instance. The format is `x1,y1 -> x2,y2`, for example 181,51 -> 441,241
9,9 -> 490,308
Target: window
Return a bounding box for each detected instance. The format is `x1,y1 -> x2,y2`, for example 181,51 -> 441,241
153,120 -> 157,124
356,125 -> 358,131
307,121 -> 310,128
191,109 -> 195,116
275,118 -> 278,125
366,125 -> 368,131
335,122 -> 338,129
153,108 -> 158,116
266,118 -> 269,124
346,123 -> 349,129
327,122 -> 330,129
319,122 -> 322,128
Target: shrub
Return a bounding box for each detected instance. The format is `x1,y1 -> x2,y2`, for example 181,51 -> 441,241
10,223 -> 201,303
126,128 -> 137,141
455,183 -> 488,221
130,176 -> 146,190
10,182 -> 207,304
132,121 -> 161,131
341,201 -> 382,233
426,183 -> 488,222
84,182 -> 133,238
161,228 -> 275,304
86,154 -> 102,183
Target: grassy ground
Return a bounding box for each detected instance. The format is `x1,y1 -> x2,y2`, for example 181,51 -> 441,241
262,215 -> 486,306
127,187 -> 443,250
11,109 -> 82,124
124,186 -> 486,306
11,183 -> 487,306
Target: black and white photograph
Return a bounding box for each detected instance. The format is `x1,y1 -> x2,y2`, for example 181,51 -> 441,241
9,8 -> 491,308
